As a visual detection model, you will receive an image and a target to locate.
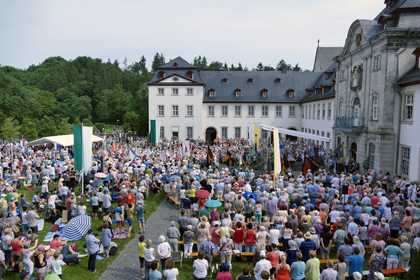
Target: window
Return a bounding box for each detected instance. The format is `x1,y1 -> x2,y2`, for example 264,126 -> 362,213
221,105 -> 228,117
208,89 -> 215,97
158,105 -> 165,117
368,143 -> 376,169
172,88 -> 179,96
262,105 -> 269,117
400,146 -> 410,177
221,127 -> 228,139
260,89 -> 268,98
248,105 -> 255,117
157,88 -> 164,96
312,104 -> 316,119
322,103 -> 326,119
187,127 -> 193,139
234,127 -> 241,139
186,88 -> 194,96
287,89 -> 295,98
373,55 -> 381,72
371,94 -> 379,121
208,105 -> 215,117
186,105 -> 193,117
172,105 -> 179,117
289,105 -> 296,117
160,126 -> 165,139
308,105 -> 311,120
234,89 -> 241,97
327,103 -> 332,120
234,105 -> 241,117
403,95 -> 414,121
317,104 -> 321,120
276,105 -> 282,118
158,71 -> 165,79
186,71 -> 193,79
327,132 -> 330,138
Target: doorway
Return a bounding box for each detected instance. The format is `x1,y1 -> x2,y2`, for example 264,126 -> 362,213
350,142 -> 357,161
205,127 -> 217,144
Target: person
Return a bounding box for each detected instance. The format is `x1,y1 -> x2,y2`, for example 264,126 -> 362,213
101,224 -> 112,258
290,252 -> 305,280
216,262 -> 233,280
49,252 -> 66,278
144,240 -> 155,280
138,235 -> 146,273
85,229 -> 100,273
336,254 -> 347,280
347,247 -> 364,280
34,246 -> 49,280
352,272 -> 363,280
304,250 -> 320,280
254,251 -> 272,280
236,267 -> 256,280
62,241 -> 79,265
220,237 -> 234,268
300,232 -> 316,262
183,225 -> 195,257
157,235 -> 171,270
384,238 -> 402,269
148,261 -> 162,280
192,252 -> 208,280
275,254 -> 291,280
320,261 -> 338,280
162,259 -> 179,280
166,221 -> 181,253
368,246 -> 385,280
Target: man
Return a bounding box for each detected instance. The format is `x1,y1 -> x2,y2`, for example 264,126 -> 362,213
320,261 -> 338,280
192,252 -> 208,280
254,251 -> 272,280
305,250 -> 320,280
86,229 -> 100,272
157,235 -> 171,270
346,247 -> 364,279
300,232 -> 316,262
166,221 -> 180,252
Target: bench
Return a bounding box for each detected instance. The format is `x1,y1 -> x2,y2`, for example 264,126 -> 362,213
383,267 -> 407,277
320,258 -> 338,265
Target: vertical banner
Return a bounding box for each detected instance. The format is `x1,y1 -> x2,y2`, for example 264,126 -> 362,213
150,119 -> 156,145
254,124 -> 261,147
73,124 -> 93,174
273,128 -> 282,179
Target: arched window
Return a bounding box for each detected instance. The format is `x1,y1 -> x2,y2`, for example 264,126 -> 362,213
260,89 -> 268,98
234,88 -> 241,97
368,143 -> 376,169
287,89 -> 295,98
208,89 -> 215,97
186,71 -> 193,79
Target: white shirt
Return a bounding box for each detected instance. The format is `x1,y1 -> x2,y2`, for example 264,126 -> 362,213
321,267 -> 338,280
193,258 -> 208,278
157,242 -> 171,259
269,229 -> 281,245
254,259 -> 272,280
163,268 -> 179,280
144,247 -> 155,262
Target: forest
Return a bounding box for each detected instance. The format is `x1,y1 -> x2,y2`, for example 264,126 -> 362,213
0,53 -> 303,140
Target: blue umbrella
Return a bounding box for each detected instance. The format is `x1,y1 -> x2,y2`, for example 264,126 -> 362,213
62,215 -> 91,241
205,199 -> 222,208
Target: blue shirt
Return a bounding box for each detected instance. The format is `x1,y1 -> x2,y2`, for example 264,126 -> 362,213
149,270 -> 162,280
347,254 -> 364,275
291,261 -> 305,280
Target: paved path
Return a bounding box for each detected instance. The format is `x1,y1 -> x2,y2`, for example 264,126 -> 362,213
100,201 -> 179,280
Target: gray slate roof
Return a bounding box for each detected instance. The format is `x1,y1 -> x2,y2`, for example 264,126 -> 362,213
159,57 -> 195,69
303,63 -> 337,102
399,68 -> 420,86
358,20 -> 383,41
198,71 -> 321,103
313,47 -> 343,72
375,0 -> 420,21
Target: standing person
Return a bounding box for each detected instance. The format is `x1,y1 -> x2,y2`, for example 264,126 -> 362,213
347,247 -> 364,280
138,235 -> 146,275
290,252 -> 305,280
299,232 -> 316,262
304,250 -> 320,280
336,254 -> 347,280
384,239 -> 402,269
320,262 -> 338,280
275,255 -> 291,280
144,240 -> 155,280
101,224 -> 112,258
368,246 -> 385,280
49,252 -> 66,278
192,252 -> 208,280
182,225 -> 195,257
216,262 -> 233,280
236,267 -> 256,280
254,251 -> 272,280
162,259 -> 179,280
157,236 -> 171,270
220,237 -> 234,268
166,222 -> 181,253
85,230 -> 100,273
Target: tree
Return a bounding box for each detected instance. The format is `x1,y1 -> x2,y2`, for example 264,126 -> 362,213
292,64 -> 302,72
123,111 -> 140,133
256,63 -> 264,71
1,117 -> 19,141
151,53 -> 165,72
20,118 -> 38,140
276,59 -> 292,73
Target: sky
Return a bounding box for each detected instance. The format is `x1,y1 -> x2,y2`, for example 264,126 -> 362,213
0,0 -> 385,71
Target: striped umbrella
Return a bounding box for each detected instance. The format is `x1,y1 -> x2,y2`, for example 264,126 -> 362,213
62,215 -> 91,241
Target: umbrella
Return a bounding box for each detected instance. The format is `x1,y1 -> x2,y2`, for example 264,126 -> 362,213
196,189 -> 210,199
205,199 -> 222,208
95,172 -> 107,179
62,215 -> 91,241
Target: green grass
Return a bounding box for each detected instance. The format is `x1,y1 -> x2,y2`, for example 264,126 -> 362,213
6,188 -> 164,280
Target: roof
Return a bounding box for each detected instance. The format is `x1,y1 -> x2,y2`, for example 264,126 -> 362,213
159,56 -> 195,70
399,67 -> 420,87
199,71 -> 321,103
313,47 -> 343,72
375,0 -> 420,21
303,63 -> 337,103
29,134 -> 104,147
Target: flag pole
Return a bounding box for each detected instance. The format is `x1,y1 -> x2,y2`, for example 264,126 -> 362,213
81,122 -> 84,197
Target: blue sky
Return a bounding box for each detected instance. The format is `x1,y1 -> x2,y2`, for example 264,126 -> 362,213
0,0 -> 384,70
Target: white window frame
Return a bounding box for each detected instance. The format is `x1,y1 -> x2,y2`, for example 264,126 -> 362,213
371,94 -> 379,121
289,105 -> 296,118
327,103 -> 332,120
187,126 -> 193,139
234,127 -> 241,139
322,103 -> 326,120
172,105 -> 179,117
221,105 -> 228,117
186,105 -> 193,117
158,105 -> 165,117
234,105 -> 241,117
158,88 -> 165,96
172,88 -> 179,96
262,105 -> 269,117
160,126 -> 165,139
400,145 -> 410,177
403,94 -> 414,122
276,105 -> 282,118
221,127 -> 228,139
248,105 -> 255,117
186,88 -> 194,96
208,105 -> 215,117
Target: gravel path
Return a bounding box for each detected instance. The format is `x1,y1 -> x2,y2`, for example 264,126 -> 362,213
100,201 -> 179,280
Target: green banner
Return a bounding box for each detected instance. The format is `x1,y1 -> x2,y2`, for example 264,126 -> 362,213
150,119 -> 156,145
73,124 -> 83,172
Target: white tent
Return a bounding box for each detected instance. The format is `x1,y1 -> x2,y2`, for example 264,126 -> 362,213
29,134 -> 104,147
260,124 -> 331,142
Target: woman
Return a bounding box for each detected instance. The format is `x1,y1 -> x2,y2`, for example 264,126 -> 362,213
244,223 -> 257,253
368,246 -> 385,280
336,254 -> 347,280
320,224 -> 332,259
144,240 -> 155,280
276,255 -> 291,280
101,224 -> 113,258
286,240 -> 298,265
34,247 -> 48,280
216,262 -> 233,280
61,241 -> 79,265
163,259 -> 179,280
290,252 -> 305,280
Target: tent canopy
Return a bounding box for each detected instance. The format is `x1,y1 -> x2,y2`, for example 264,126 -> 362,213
260,124 -> 331,142
29,134 -> 104,147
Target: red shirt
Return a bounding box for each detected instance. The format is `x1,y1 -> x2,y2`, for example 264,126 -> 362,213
11,239 -> 23,253
267,251 -> 280,268
244,230 -> 256,245
371,196 -> 379,207
233,228 -> 244,243
50,239 -> 62,250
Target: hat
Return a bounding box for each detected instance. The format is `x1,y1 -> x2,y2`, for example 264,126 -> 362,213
158,235 -> 166,243
259,250 -> 266,258
187,225 -> 193,230
352,272 -> 362,280
304,232 -> 312,239
374,272 -> 384,280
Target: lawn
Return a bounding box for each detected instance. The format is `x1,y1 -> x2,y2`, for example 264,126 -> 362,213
6,187 -> 164,280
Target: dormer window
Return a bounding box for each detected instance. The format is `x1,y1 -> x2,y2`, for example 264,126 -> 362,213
234,88 -> 241,97
208,89 -> 216,97
247,78 -> 253,84
356,33 -> 362,47
274,78 -> 281,84
173,62 -> 178,67
186,71 -> 193,79
221,78 -> 228,84
158,71 -> 165,79
287,89 -> 295,98
260,89 -> 268,98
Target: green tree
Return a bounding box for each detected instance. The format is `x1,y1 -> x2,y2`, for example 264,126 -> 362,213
123,111 -> 140,133
151,53 -> 165,72
1,117 -> 20,141
20,118 -> 38,140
